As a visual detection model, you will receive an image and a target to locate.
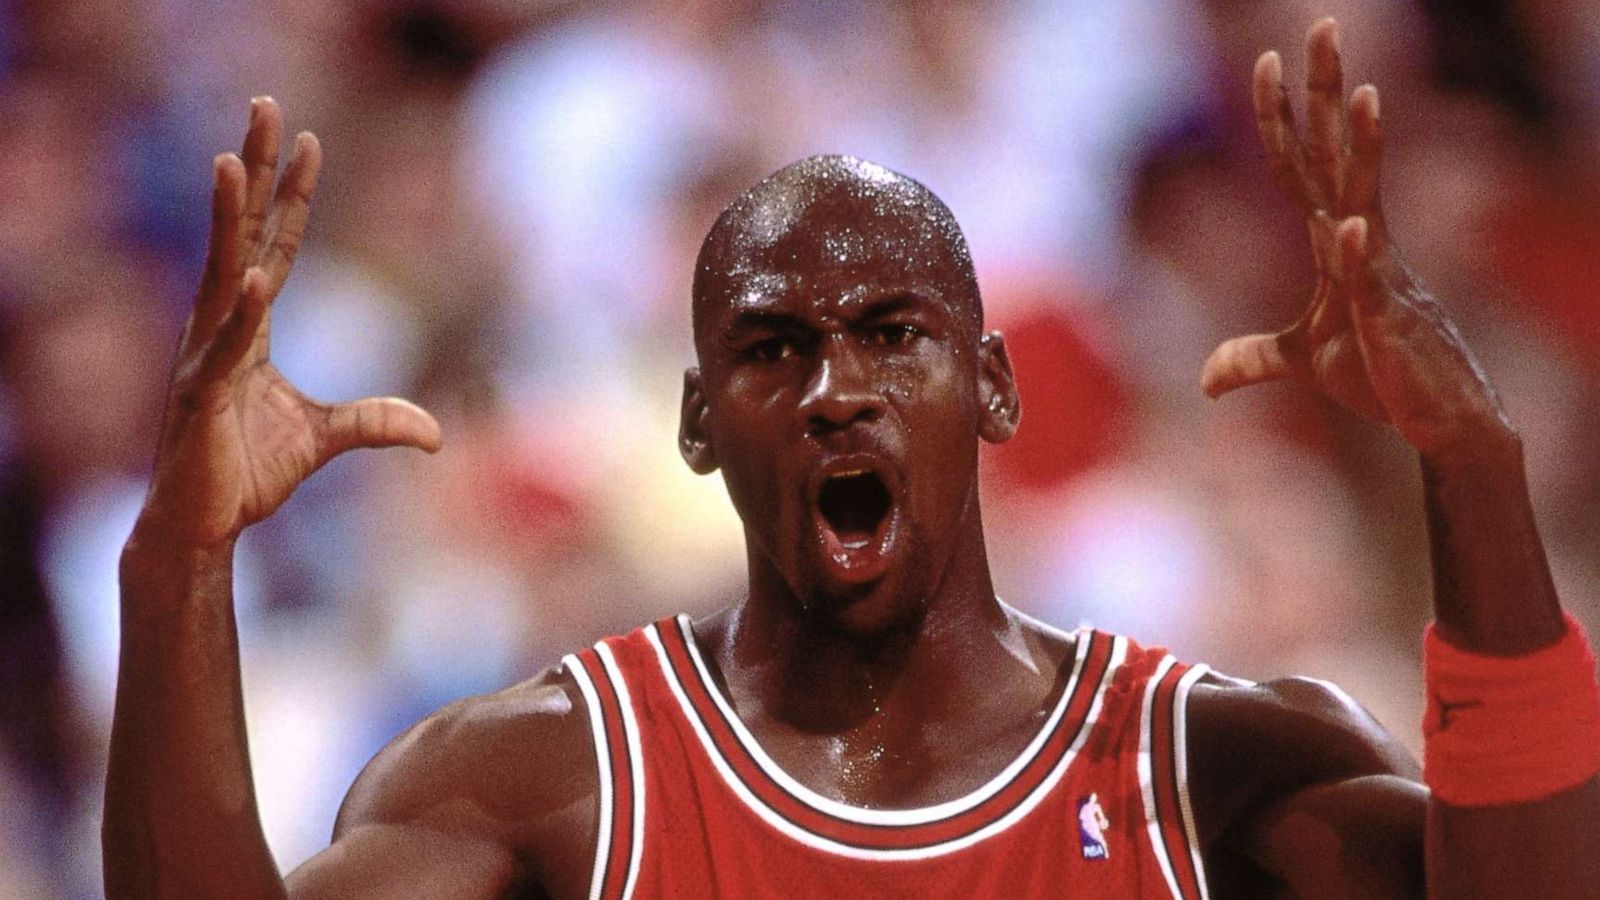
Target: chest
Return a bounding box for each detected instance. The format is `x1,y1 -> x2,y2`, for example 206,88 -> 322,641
737,702 -> 1053,811
577,624 -> 1213,897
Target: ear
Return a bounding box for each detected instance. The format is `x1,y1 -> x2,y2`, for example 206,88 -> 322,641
679,367 -> 719,474
977,331 -> 1020,444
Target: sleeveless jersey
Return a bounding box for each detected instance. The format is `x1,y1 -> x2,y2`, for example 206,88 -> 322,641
563,616 -> 1212,898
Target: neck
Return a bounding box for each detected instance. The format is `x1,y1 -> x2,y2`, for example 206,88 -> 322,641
711,495 -> 1025,736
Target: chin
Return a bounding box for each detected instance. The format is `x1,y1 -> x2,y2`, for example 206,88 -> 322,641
801,570 -> 929,639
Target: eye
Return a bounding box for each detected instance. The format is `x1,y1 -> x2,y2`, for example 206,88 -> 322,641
867,323 -> 920,347
747,336 -> 798,362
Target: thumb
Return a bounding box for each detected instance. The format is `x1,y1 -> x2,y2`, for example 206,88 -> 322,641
1200,332 -> 1297,398
319,396 -> 443,460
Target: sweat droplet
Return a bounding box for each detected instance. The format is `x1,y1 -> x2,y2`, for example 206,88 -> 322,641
693,155 -> 984,340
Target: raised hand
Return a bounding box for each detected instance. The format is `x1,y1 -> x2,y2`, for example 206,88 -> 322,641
1199,19 -> 1513,460
139,98 -> 441,548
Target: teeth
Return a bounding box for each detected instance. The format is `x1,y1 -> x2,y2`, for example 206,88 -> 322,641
842,538 -> 870,550
831,468 -> 871,478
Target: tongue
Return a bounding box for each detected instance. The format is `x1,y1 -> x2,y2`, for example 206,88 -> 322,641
822,521 -> 876,573
818,515 -> 893,586
830,525 -> 873,550
823,524 -> 853,558
815,473 -> 894,584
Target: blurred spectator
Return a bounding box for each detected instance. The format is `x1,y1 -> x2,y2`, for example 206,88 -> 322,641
2,0 -> 1597,891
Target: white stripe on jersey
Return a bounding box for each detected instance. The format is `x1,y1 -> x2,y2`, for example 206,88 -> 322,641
1138,654 -> 1185,900
595,641 -> 646,900
1174,664 -> 1212,900
644,623 -> 1127,861
564,653 -> 613,900
670,613 -> 1093,827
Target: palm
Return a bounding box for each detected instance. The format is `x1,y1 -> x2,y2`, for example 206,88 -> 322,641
143,99 -> 440,547
179,363 -> 319,530
1200,19 -> 1511,457
239,366 -> 327,513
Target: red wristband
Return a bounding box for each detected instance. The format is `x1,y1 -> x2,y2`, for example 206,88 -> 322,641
1423,614 -> 1600,807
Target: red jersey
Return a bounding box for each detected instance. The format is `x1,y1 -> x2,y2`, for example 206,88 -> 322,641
564,616 -> 1212,898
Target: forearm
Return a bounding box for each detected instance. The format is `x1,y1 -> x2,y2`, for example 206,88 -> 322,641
1417,438 -> 1600,897
104,525 -> 287,900
1427,776 -> 1600,899
1420,436 -> 1564,655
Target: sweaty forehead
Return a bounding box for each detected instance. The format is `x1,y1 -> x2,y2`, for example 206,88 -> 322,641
693,156 -> 980,336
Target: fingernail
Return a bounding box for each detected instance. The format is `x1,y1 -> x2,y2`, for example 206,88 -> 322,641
1365,85 -> 1380,119
249,96 -> 262,124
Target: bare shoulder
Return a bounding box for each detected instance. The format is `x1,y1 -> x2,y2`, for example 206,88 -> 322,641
329,661 -> 600,897
1190,670 -> 1418,770
1186,670 -> 1420,840
1185,670 -> 1426,897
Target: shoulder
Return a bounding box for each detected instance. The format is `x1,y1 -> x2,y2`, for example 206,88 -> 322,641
334,660 -> 601,894
1187,669 -> 1417,774
1182,670 -> 1427,895
1185,670 -> 1420,843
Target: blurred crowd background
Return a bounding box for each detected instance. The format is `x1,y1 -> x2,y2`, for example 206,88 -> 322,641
2,0 -> 1598,893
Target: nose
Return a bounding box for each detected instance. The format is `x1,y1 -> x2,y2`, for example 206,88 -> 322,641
798,335 -> 884,436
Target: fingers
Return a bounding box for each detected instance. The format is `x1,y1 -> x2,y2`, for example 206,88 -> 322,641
1200,332 -> 1298,398
1304,18 -> 1347,211
258,132 -> 323,294
1337,216 -> 1383,315
241,97 -> 283,254
320,397 -> 444,459
198,267 -> 270,383
193,154 -> 248,346
1252,50 -> 1318,217
192,101 -> 322,372
1257,18 -> 1392,281
1343,84 -> 1383,220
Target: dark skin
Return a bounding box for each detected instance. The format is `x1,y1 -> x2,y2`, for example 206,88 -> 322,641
106,18 -> 1599,899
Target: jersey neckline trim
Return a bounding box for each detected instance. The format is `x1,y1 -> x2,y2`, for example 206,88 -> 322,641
644,614 -> 1124,857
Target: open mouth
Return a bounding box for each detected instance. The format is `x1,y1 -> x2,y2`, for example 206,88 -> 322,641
809,459 -> 901,587
817,470 -> 892,549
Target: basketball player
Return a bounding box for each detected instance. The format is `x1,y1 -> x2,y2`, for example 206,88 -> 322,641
104,19 -> 1600,898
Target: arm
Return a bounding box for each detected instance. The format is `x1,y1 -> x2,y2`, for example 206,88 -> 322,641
286,669 -> 600,900
104,97 -> 475,898
1416,447 -> 1600,896
1199,18 -> 1600,898
1188,674 -> 1426,899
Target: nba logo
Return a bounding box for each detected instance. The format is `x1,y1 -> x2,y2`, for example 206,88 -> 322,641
1078,794 -> 1111,860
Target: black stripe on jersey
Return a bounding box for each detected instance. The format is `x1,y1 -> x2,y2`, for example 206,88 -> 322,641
653,619 -> 1117,852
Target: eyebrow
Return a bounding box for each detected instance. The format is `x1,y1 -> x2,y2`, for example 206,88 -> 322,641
858,291 -> 950,326
859,293 -> 920,320
718,289 -> 947,340
721,310 -> 806,342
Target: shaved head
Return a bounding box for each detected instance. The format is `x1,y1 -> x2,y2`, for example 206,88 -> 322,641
691,155 -> 982,351
677,154 -> 1021,634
